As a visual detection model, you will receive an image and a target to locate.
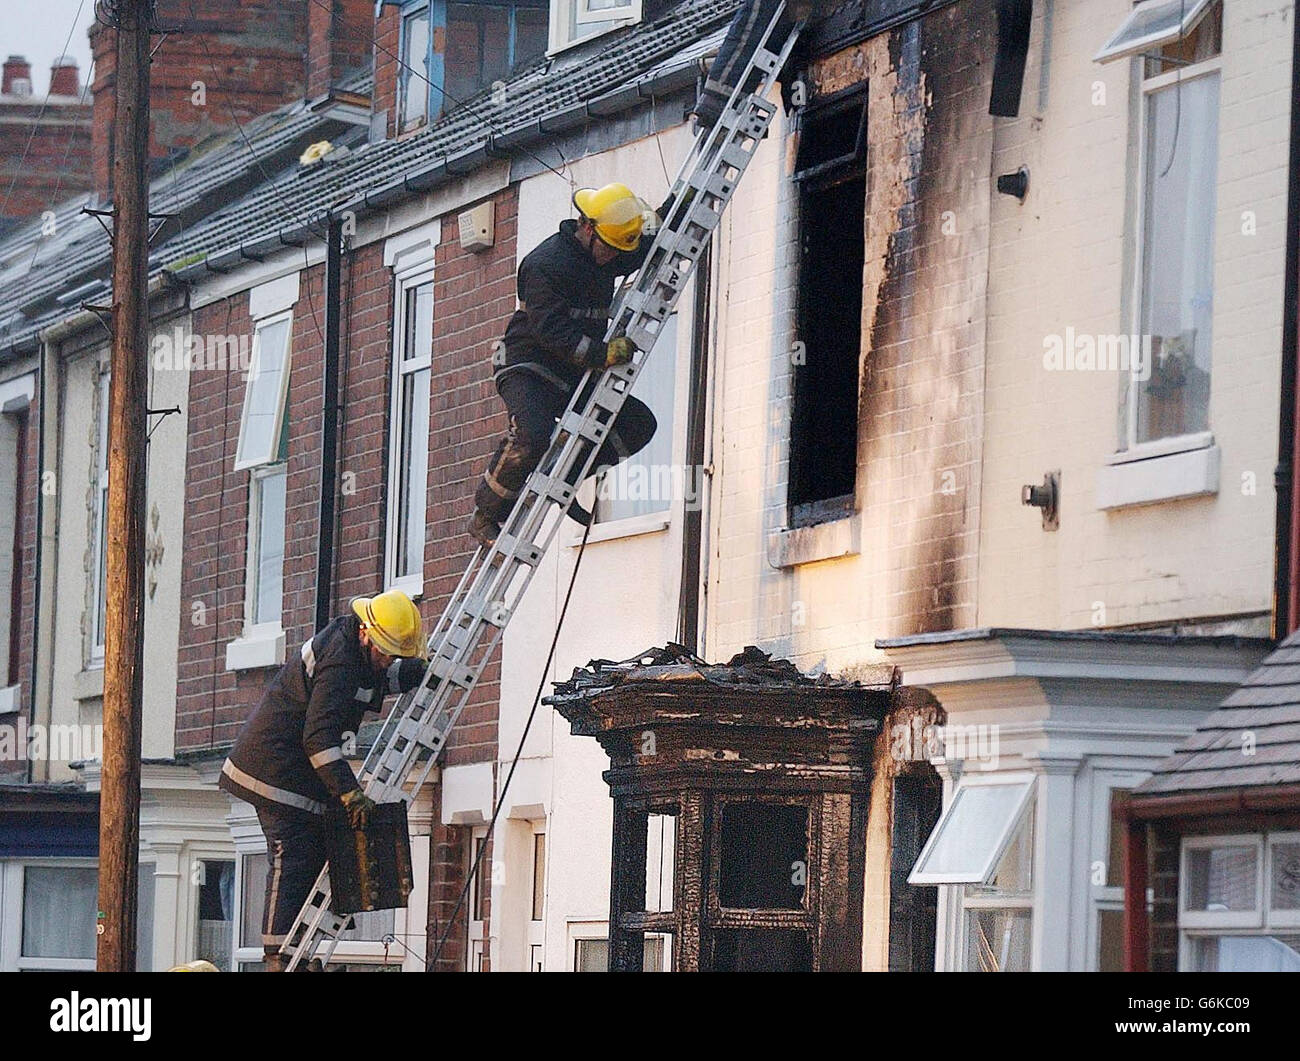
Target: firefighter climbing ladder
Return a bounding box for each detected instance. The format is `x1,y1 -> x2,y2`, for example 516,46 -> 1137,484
281,5 -> 802,970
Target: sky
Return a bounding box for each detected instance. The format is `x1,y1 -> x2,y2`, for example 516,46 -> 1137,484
3,0 -> 98,95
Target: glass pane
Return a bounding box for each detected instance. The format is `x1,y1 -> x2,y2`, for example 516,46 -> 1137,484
95,481 -> 108,649
22,866 -> 98,959
340,908 -> 395,942
447,4 -> 512,101
193,859 -> 235,971
1097,908 -> 1124,972
967,806 -> 1034,899
712,929 -> 813,972
1270,841 -> 1300,911
238,319 -> 291,466
532,833 -> 546,921
1190,934 -> 1300,972
1185,844 -> 1257,912
595,313 -> 676,523
240,853 -> 269,949
1136,73 -> 1218,444
574,937 -> 608,972
254,468 -> 286,624
137,863 -> 155,972
911,781 -> 1033,884
964,908 -> 1032,972
646,812 -> 676,913
718,802 -> 808,910
395,367 -> 430,580
1107,789 -> 1133,887
470,836 -> 486,922
401,9 -> 430,127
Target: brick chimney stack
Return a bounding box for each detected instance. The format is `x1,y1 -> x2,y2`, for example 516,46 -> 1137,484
89,0 -> 321,200
49,56 -> 80,97
307,0 -> 375,99
3,56 -> 33,97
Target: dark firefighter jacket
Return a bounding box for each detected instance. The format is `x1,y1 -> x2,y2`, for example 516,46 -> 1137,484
497,217 -> 655,390
218,614 -> 427,819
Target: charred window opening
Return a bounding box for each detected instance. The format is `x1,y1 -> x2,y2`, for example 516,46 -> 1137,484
789,86 -> 867,527
719,801 -> 808,909
888,772 -> 942,972
712,929 -> 814,972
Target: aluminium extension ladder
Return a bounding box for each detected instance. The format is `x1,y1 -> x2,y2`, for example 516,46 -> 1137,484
281,3 -> 803,970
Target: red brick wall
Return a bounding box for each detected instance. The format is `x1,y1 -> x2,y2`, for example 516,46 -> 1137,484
0,99 -> 93,230
90,1 -> 310,199
374,5 -> 401,139
307,0 -> 375,99
428,187 -> 516,766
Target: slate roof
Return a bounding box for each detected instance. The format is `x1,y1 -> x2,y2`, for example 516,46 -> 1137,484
1136,629 -> 1300,796
0,0 -> 740,360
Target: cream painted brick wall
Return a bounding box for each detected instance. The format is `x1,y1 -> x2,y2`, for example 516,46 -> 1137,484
979,0 -> 1292,631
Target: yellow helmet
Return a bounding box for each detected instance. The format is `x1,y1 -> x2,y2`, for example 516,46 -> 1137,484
573,182 -> 651,252
352,589 -> 426,659
168,959 -> 220,972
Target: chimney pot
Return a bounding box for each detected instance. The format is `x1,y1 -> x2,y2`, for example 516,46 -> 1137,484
50,55 -> 80,97
3,55 -> 33,97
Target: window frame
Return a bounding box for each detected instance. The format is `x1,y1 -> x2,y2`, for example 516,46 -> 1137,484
243,461 -> 288,638
574,0 -> 640,27
233,310 -> 294,473
467,825 -> 488,971
1179,833 -> 1265,930
2,858 -> 100,971
397,1 -> 435,132
384,265 -> 435,598
1120,40 -> 1221,457
1088,771 -> 1148,970
909,772 -> 1037,886
1094,0 -> 1217,64
549,0 -> 640,54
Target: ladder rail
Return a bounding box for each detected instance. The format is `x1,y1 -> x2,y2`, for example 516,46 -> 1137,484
281,4 -> 800,969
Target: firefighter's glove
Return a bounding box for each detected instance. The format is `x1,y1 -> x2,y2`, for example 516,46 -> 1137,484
341,788 -> 376,831
605,336 -> 637,369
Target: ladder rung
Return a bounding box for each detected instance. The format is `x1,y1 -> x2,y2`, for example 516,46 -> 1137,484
559,408 -> 609,445
494,531 -> 543,567
427,653 -> 475,689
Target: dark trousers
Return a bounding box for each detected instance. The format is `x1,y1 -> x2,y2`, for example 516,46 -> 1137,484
257,804 -> 327,957
474,368 -> 657,524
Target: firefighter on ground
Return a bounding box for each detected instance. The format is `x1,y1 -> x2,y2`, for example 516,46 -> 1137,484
218,590 -> 430,971
468,181 -> 669,546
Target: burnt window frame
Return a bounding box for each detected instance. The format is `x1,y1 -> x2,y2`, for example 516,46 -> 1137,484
787,82 -> 869,528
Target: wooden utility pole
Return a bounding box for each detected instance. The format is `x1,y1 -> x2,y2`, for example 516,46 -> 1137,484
96,0 -> 153,972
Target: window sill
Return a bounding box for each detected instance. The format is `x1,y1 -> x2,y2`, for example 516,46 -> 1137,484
767,513 -> 862,569
566,510 -> 670,547
226,625 -> 286,672
388,573 -> 424,601
1096,439 -> 1220,510
0,684 -> 19,714
72,666 -> 104,702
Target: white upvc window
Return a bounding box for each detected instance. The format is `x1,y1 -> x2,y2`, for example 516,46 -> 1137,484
90,365 -> 110,664
1180,832 -> 1300,971
398,1 -> 432,132
1118,1 -> 1222,453
467,826 -> 488,971
234,312 -> 293,472
0,860 -> 97,971
593,310 -> 678,525
232,847 -> 402,971
1088,773 -> 1147,971
230,311 -> 292,658
549,0 -> 640,53
910,773 -> 1036,973
1094,0 -> 1217,64
385,270 -> 434,597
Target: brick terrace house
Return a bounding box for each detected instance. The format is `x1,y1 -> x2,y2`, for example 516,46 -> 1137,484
0,0 -> 757,970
